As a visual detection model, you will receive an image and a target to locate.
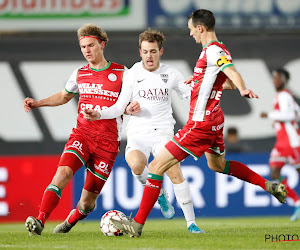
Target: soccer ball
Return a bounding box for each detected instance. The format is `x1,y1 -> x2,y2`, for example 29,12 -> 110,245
100,210 -> 128,236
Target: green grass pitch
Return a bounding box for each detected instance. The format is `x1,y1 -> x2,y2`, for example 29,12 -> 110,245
0,217 -> 299,249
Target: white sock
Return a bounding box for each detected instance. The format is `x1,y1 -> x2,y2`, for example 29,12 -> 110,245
131,167 -> 148,186
173,180 -> 196,228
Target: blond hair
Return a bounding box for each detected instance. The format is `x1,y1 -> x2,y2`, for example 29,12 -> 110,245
77,23 -> 109,45
139,28 -> 165,50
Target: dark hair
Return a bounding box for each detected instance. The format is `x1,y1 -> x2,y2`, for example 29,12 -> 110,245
272,68 -> 290,81
188,9 -> 215,31
227,127 -> 238,135
139,28 -> 165,50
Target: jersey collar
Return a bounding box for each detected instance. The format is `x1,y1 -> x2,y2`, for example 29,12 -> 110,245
203,40 -> 222,49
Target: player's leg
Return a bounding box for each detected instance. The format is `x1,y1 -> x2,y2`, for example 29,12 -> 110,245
110,147 -> 179,237
126,132 -> 175,219
270,147 -> 300,220
291,167 -> 300,221
53,183 -> 100,233
25,151 -> 84,236
165,163 -> 204,233
53,144 -> 118,233
126,150 -> 148,185
205,152 -> 287,203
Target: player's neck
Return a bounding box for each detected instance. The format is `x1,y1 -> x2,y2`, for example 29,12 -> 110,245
201,32 -> 218,47
89,57 -> 108,70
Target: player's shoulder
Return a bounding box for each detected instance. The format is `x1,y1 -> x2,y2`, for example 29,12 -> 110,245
110,61 -> 126,71
278,89 -> 294,99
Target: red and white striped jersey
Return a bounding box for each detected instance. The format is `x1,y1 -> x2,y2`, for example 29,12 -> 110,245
269,89 -> 300,148
189,41 -> 233,121
65,61 -> 126,141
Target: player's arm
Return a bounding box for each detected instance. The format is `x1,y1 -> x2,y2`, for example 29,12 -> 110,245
261,92 -> 296,121
83,69 -> 139,121
173,69 -> 191,99
222,78 -> 237,90
223,66 -> 258,98
24,89 -> 75,113
125,101 -> 140,115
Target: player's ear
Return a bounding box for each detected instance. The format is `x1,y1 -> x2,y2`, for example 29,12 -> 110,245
197,24 -> 204,33
100,41 -> 105,50
139,49 -> 142,58
160,47 -> 164,56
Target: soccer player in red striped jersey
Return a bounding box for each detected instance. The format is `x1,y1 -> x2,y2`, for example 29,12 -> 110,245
110,9 -> 288,237
261,68 -> 300,221
23,24 -> 138,236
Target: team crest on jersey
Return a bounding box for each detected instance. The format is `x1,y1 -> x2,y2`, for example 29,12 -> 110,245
108,73 -> 117,82
160,74 -> 168,83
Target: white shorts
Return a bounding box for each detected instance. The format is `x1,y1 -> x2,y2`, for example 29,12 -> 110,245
125,128 -> 174,162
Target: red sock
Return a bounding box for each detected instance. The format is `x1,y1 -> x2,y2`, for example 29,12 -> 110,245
37,184 -> 61,226
224,160 -> 267,190
282,178 -> 300,203
134,174 -> 163,225
68,203 -> 92,225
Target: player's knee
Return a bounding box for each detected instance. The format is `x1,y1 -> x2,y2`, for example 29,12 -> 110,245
129,161 -> 146,175
52,166 -> 73,187
207,159 -> 225,173
57,166 -> 73,178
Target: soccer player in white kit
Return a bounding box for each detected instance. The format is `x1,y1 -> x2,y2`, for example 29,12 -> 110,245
84,29 -> 203,233
261,68 -> 300,221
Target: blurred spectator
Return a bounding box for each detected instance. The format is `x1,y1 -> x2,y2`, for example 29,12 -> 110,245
224,127 -> 249,153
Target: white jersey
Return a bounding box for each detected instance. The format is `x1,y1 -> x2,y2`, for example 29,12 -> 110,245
99,61 -> 191,134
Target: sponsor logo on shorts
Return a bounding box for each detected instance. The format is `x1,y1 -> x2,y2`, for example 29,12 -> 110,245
68,140 -> 84,155
94,161 -> 110,175
212,123 -> 224,131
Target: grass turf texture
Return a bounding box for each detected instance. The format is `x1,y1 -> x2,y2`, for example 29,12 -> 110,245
0,217 -> 299,249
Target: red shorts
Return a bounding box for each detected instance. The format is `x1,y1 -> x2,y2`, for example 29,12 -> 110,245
166,110 -> 225,162
270,142 -> 300,168
59,129 -> 120,193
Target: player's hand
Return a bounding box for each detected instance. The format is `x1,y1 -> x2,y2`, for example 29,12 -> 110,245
260,112 -> 268,118
240,89 -> 258,99
125,101 -> 140,115
83,109 -> 100,121
23,97 -> 37,113
184,75 -> 194,85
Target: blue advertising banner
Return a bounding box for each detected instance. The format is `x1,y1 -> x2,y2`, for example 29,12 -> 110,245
73,153 -> 300,220
147,0 -> 300,30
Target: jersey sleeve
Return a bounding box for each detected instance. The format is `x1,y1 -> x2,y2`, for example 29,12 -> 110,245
65,68 -> 79,94
173,69 -> 191,99
268,91 -> 296,122
206,45 -> 234,72
99,67 -> 134,119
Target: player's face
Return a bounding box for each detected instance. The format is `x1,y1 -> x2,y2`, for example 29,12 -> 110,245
140,41 -> 163,72
272,72 -> 286,91
188,19 -> 201,44
80,37 -> 104,65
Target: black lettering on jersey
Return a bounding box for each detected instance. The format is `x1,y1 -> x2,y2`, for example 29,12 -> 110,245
216,56 -> 230,68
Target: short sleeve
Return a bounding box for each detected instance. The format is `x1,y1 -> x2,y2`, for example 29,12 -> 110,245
173,69 -> 191,99
206,45 -> 234,72
65,69 -> 79,94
